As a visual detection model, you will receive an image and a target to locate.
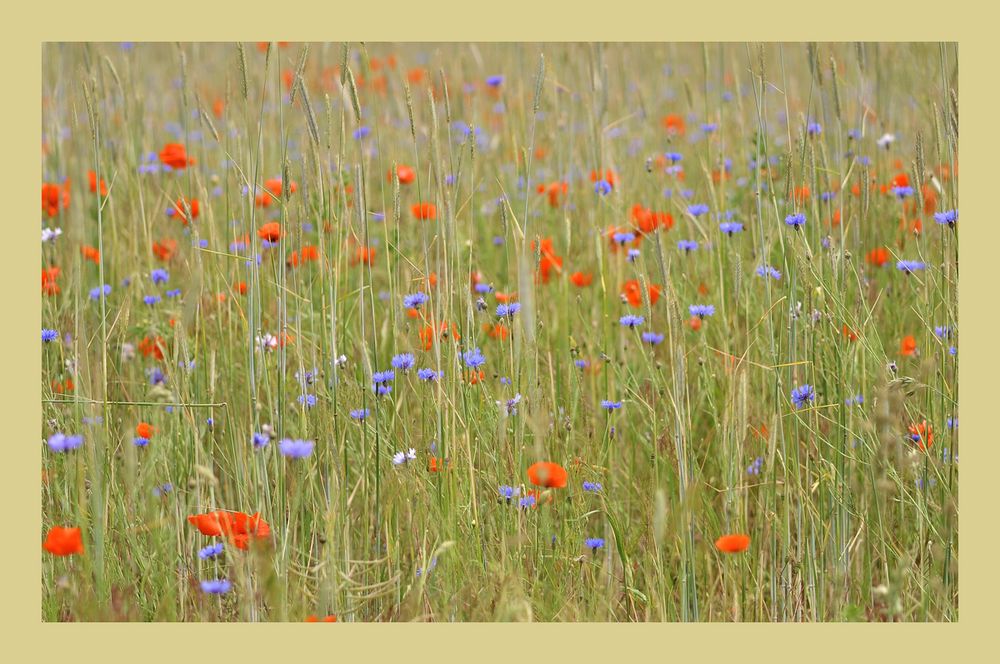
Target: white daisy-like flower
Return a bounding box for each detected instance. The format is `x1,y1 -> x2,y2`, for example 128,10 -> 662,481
42,227 -> 63,243
877,133 -> 896,149
406,448 -> 417,461
392,451 -> 407,466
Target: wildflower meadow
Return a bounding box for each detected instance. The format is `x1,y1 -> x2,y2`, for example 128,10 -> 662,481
41,42 -> 958,622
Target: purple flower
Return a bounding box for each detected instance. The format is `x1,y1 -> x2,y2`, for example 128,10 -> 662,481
42,329 -> 59,343
278,438 -> 315,459
619,314 -> 644,328
200,579 -> 232,594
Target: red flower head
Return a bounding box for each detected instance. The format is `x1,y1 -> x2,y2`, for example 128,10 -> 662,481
527,461 -> 568,489
715,533 -> 750,554
258,222 -> 282,243
411,202 -> 437,220
159,143 -> 194,170
43,526 -> 84,556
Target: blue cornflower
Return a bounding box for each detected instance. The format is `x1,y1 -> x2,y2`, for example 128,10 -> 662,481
820,191 -> 836,202
297,394 -> 317,408
373,383 -> 392,396
689,304 -> 715,318
701,123 -> 718,133
47,433 -> 84,453
664,152 -> 683,164
785,213 -> 806,229
373,369 -> 395,384
619,314 -> 644,328
790,384 -> 816,409
42,329 -> 59,343
403,292 -> 429,309
582,481 -> 602,493
134,437 -> 150,448
151,269 -> 170,285
415,368 -> 438,382
198,543 -> 225,560
152,482 -> 173,497
486,75 -> 504,87
463,347 -> 486,369
350,408 -> 370,421
847,128 -> 862,140
719,221 -> 743,235
807,122 -> 822,136
891,185 -> 914,199
391,353 -> 415,372
89,284 -> 112,300
678,239 -> 698,253
585,537 -> 606,553
600,400 -> 622,411
504,393 -> 522,415
252,432 -> 269,449
147,367 -> 166,385
595,180 -> 613,196
747,456 -> 764,475
278,438 -> 315,459
475,283 -> 494,294
949,346 -> 957,356
688,203 -> 709,217
641,332 -> 665,345
612,231 -> 636,245
496,302 -> 521,318
627,249 -> 641,262
519,495 -> 537,509
946,417 -> 958,430
415,557 -> 438,577
166,288 -> 182,298
574,359 -> 590,370
498,485 -> 519,503
143,294 -> 162,306
353,126 -> 371,140
845,394 -> 864,406
200,579 -> 232,595
934,326 -> 951,339
493,236 -> 505,246
896,260 -> 926,274
934,209 -> 958,227
756,265 -> 781,280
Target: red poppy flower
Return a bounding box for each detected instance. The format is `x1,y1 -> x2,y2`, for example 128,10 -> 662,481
43,526 -> 84,556
900,335 -> 917,357
136,422 -> 154,439
842,324 -> 858,342
42,181 -> 71,217
159,143 -> 194,170
537,181 -> 568,208
570,272 -> 593,287
257,222 -> 282,242
81,245 -> 100,265
390,165 -> 416,185
42,266 -> 61,295
428,457 -> 449,472
212,98 -> 225,119
88,170 -> 108,197
527,461 -> 568,489
170,197 -> 200,224
139,336 -> 166,361
419,321 -> 459,350
351,245 -> 376,266
187,511 -> 271,549
621,279 -> 661,308
661,114 -> 686,135
715,533 -> 750,553
304,615 -> 338,622
411,202 -> 437,220
486,323 -> 509,341
689,316 -> 703,331
866,247 -> 889,267
908,421 -> 934,451
152,238 -> 178,262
